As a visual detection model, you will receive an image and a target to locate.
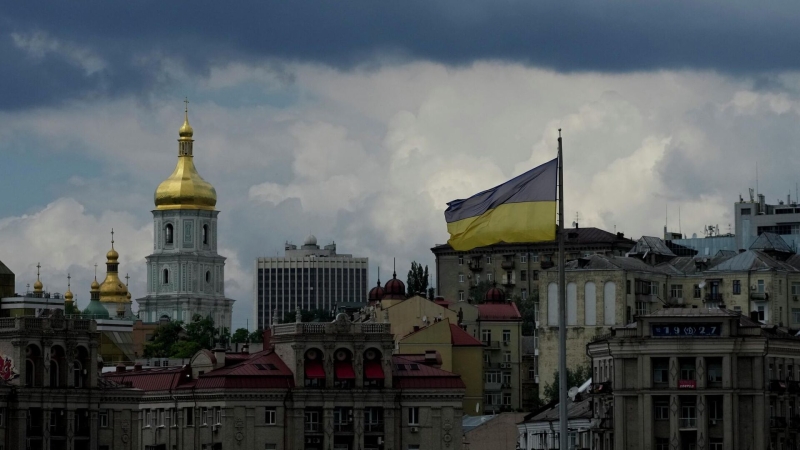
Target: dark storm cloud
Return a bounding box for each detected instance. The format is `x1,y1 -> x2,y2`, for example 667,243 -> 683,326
3,1 -> 800,109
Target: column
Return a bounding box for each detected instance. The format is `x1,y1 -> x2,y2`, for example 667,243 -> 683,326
670,394 -> 680,450
696,357 -> 706,390
354,407 -> 365,450
323,407 -> 334,450
697,395 -> 707,450
642,394 -> 653,450
723,393 -> 733,449
669,357 -> 678,389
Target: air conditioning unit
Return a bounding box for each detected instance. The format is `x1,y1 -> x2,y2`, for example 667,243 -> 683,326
410,426 -> 419,433
211,424 -> 219,432
534,375 -> 540,384
502,383 -> 511,388
501,363 -> 511,369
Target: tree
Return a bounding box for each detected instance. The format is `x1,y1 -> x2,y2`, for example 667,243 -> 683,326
514,291 -> 540,336
542,365 -> 591,403
406,261 -> 431,298
143,320 -> 185,358
170,340 -> 202,358
231,328 -> 249,344
469,280 -> 494,304
248,329 -> 263,343
185,314 -> 218,348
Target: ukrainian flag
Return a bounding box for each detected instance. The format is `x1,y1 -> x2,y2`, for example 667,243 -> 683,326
445,158 -> 558,251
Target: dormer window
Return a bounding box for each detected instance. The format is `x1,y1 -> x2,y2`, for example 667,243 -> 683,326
165,224 -> 174,245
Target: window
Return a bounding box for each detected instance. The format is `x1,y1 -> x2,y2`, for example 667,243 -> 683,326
163,268 -> 169,285
502,393 -> 511,405
214,407 -> 221,425
680,360 -> 696,380
202,225 -> 209,245
504,352 -> 512,363
265,445 -> 277,450
529,367 -> 536,380
144,410 -> 152,428
486,255 -> 492,264
654,399 -> 669,420
533,270 -> 539,281
708,397 -> 723,421
409,446 -> 421,450
653,358 -> 668,384
793,309 -> 800,323
475,274 -> 481,284
483,353 -> 490,364
680,403 -> 697,428
184,408 -> 193,426
531,254 -> 539,263
458,290 -> 464,302
635,301 -> 649,316
733,280 -> 741,295
458,256 -> 463,265
670,284 -> 683,299
487,273 -> 492,282
458,273 -> 464,283
733,306 -> 742,312
304,410 -> 320,432
481,329 -> 491,343
626,280 -> 631,294
72,361 -> 83,388
757,279 -> 765,293
158,409 -> 165,427
205,271 -> 211,284
709,439 -> 723,450
502,330 -> 511,343
201,407 -> 209,426
486,372 -> 501,383
520,254 -> 527,263
520,270 -> 527,281
779,279 -> 783,294
98,410 -> 108,428
707,358 -> 723,385
484,393 -> 500,405
521,288 -> 527,299
758,305 -> 766,322
265,407 -> 276,425
165,224 -> 173,244
694,284 -> 701,299
656,438 -> 669,450
408,407 -> 419,426
793,282 -> 800,297
502,372 -> 511,385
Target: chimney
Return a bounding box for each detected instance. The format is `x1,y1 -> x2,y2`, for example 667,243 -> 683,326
423,350 -> 442,368
133,363 -> 143,372
750,311 -> 760,322
213,344 -> 226,370
115,364 -> 126,373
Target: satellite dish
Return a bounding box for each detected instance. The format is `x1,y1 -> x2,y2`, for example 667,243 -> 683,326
568,386 -> 579,401
422,315 -> 428,324
698,282 -> 706,289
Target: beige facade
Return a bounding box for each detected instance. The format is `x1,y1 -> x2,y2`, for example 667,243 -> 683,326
380,295 -> 458,342
587,308 -> 800,450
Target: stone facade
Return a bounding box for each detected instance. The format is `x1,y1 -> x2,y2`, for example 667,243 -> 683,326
587,308 -> 800,450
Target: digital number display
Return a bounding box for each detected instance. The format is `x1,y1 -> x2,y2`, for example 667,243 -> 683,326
651,323 -> 722,337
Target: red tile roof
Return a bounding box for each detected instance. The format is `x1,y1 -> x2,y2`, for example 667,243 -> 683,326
194,350 -> 295,390
449,324 -> 484,347
103,366 -> 189,391
477,302 -> 521,321
391,356 -> 465,389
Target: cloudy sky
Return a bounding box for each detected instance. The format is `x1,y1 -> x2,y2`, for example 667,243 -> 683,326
2,1 -> 800,329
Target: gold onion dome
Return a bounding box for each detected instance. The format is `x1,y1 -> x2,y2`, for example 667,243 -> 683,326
33,279 -> 43,292
99,231 -> 130,303
154,101 -> 217,211
90,278 -> 100,291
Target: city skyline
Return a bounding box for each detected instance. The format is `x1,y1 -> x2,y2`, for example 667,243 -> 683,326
3,3 -> 800,330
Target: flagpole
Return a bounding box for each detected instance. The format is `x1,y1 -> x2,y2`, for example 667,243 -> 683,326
557,129 -> 568,450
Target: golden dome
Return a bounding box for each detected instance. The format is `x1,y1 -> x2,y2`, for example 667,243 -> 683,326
99,232 -> 130,303
107,248 -> 119,261
91,278 -> 100,291
33,262 -> 43,293
154,104 -> 217,211
64,288 -> 74,301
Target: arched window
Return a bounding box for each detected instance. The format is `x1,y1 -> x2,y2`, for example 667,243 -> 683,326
49,360 -> 59,387
604,282 -> 617,325
165,224 -> 174,245
72,361 -> 82,388
584,282 -> 597,326
547,283 -> 558,326
163,268 -> 170,285
205,271 -> 211,283
567,282 -> 578,326
203,225 -> 209,245
26,359 -> 35,387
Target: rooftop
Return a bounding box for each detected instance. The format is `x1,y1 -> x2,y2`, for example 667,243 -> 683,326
432,227 -> 635,251
477,302 -> 521,321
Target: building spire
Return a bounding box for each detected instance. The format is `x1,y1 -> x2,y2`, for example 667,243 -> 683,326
111,228 -> 115,249
33,262 -> 43,294
392,258 -> 396,279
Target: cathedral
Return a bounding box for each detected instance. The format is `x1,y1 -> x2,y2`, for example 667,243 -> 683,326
136,104 -> 235,331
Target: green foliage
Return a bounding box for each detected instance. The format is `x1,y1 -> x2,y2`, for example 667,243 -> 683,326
469,280 -> 494,304
280,308 -> 333,324
542,365 -> 591,403
406,261 -> 431,298
248,329 -> 264,343
514,291 -> 539,336
143,321 -> 185,358
143,314 -> 231,359
185,314 -> 217,348
170,340 -> 202,358
231,328 -> 249,343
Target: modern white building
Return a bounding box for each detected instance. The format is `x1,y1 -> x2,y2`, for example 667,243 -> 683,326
254,236 -> 368,329
136,107 -> 235,331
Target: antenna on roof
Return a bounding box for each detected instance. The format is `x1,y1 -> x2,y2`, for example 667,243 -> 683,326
678,206 -> 682,237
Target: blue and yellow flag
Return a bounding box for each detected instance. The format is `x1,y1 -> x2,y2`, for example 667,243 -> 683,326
445,158 -> 557,251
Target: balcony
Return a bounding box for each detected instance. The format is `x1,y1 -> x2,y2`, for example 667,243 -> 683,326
364,421 -> 384,433
770,380 -> 788,393
501,260 -> 515,270
501,274 -> 516,286
468,260 -> 483,272
750,292 -> 769,301
678,379 -> 696,390
635,294 -> 658,303
679,417 -> 697,429
483,341 -> 501,351
592,381 -> 612,395
485,382 -> 502,391
771,417 -> 788,428
704,293 -> 723,303
596,418 -> 614,429
790,381 -> 800,394
304,422 -> 321,433
333,421 -> 353,433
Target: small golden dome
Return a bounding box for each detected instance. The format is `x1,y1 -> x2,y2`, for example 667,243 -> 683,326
64,288 -> 74,301
106,248 -> 119,261
179,111 -> 194,139
126,291 -> 132,300
33,279 -> 43,292
91,278 -> 100,291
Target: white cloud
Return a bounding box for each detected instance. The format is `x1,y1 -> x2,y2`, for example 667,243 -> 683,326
11,31 -> 107,75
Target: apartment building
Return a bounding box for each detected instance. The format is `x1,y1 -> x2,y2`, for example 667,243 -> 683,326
587,308 -> 800,450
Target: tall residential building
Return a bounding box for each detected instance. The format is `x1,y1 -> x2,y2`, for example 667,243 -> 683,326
432,226 -> 635,303
254,236 -> 368,329
136,106 -> 235,331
